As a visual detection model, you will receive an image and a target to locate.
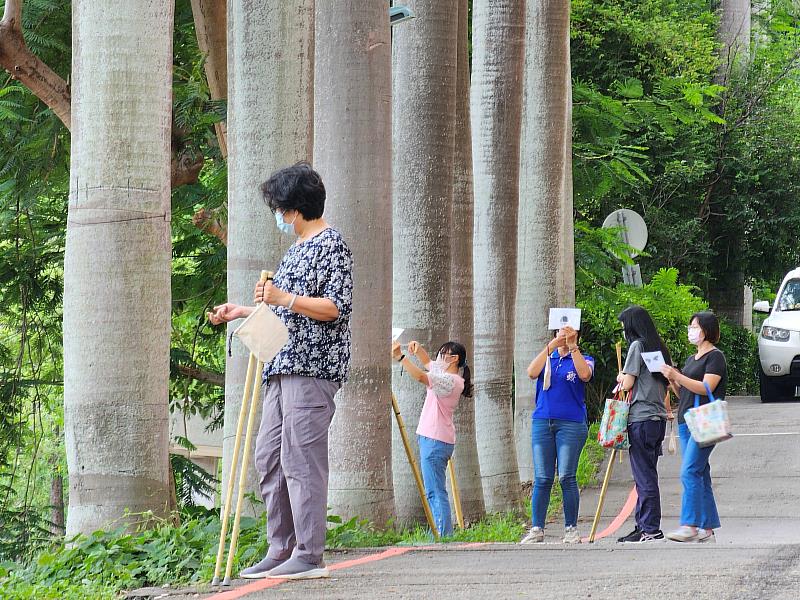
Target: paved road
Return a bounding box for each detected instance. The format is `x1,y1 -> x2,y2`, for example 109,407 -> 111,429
147,396 -> 800,600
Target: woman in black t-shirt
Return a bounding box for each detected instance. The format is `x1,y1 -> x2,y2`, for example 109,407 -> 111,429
660,311 -> 727,543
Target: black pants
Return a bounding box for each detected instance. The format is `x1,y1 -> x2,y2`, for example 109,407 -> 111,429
628,420 -> 666,534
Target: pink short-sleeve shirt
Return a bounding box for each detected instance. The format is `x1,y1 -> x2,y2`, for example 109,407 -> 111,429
415,367 -> 464,444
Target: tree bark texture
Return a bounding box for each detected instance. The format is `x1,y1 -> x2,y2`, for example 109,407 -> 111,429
391,0 -> 458,525
447,0 -> 486,524
514,0 -> 575,483
708,0 -> 751,325
315,1 -> 395,524
64,0 -> 174,537
222,0 -> 314,516
716,0 -> 751,84
190,0 -> 229,158
470,0 -> 525,512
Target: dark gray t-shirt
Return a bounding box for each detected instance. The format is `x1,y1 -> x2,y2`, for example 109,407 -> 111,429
623,340 -> 668,423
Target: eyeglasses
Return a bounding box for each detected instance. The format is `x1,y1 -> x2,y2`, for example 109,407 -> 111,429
687,325 -> 702,331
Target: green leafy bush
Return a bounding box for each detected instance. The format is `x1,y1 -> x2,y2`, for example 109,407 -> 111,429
579,268 -> 707,419
0,508 -> 267,600
717,320 -> 759,395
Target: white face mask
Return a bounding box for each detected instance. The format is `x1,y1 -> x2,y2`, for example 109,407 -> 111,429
431,354 -> 457,372
688,327 -> 704,345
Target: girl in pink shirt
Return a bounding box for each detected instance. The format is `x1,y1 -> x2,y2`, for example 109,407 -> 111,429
391,340 -> 473,537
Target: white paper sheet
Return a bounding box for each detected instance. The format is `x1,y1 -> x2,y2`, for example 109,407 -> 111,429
641,350 -> 667,373
548,308 -> 582,331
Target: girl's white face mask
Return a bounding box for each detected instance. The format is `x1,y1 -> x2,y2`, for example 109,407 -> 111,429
688,326 -> 704,345
431,354 -> 457,373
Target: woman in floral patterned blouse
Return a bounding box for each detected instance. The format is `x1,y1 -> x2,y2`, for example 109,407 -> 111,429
208,162 -> 352,581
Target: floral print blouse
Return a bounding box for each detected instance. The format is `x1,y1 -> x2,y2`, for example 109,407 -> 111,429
263,227 -> 353,383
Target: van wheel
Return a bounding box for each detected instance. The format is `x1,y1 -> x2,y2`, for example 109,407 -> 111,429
759,368 -> 780,403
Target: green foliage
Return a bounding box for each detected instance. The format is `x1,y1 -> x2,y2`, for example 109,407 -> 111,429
578,268 -> 708,419
717,320 -> 759,395
0,509 -> 268,599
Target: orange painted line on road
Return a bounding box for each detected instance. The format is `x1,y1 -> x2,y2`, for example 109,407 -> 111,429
582,486 -> 638,543
205,543 -> 488,599
205,547 -> 416,599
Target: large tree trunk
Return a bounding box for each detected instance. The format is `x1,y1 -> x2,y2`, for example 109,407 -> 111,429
315,1 -> 395,524
222,0 -> 314,516
63,0 -> 174,537
190,0 -> 228,157
708,0 -> 751,325
716,0 -> 751,84
514,0 -> 575,483
391,0 -> 458,526
470,0 -> 525,512
448,0 -> 485,524
49,426 -> 65,536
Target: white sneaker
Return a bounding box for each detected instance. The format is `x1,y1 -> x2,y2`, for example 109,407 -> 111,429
666,526 -> 699,542
563,526 -> 581,544
697,529 -> 716,543
520,526 -> 545,544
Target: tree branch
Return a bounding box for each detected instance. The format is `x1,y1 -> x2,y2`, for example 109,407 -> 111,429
0,0 -> 71,128
192,204 -> 227,245
174,363 -> 224,387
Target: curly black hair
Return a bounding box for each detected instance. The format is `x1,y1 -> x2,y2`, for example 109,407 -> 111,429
260,161 -> 326,220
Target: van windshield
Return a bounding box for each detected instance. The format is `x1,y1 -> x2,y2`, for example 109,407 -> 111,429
776,278 -> 800,311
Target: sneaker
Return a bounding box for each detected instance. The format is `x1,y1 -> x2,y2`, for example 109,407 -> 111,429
637,530 -> 665,543
520,526 -> 545,544
697,529 -> 716,543
666,525 -> 699,542
240,555 -> 287,579
267,557 -> 330,580
617,527 -> 642,543
563,526 -> 581,544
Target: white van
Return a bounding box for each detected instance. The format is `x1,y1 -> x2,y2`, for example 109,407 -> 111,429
754,267 -> 800,402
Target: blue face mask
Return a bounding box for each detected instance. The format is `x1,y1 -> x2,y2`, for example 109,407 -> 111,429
275,210 -> 297,235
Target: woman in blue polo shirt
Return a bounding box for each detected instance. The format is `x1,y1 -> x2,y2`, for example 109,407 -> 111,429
520,325 -> 594,544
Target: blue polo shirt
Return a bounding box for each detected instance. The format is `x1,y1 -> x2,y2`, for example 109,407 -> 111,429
532,351 -> 594,423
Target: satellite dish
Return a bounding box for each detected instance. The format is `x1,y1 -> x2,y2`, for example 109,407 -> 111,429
602,209 -> 648,258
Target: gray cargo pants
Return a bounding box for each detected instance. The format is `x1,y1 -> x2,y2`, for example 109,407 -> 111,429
254,374 -> 339,565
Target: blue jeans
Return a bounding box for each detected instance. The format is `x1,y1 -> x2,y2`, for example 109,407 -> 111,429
678,422 -> 721,529
531,418 -> 588,528
418,435 -> 455,537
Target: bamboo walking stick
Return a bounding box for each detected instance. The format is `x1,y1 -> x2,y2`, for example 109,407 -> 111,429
222,356 -> 264,585
212,351 -> 256,585
588,341 -> 624,543
447,459 -> 464,530
391,392 -> 440,540
212,270 -> 272,586
588,447 -> 617,543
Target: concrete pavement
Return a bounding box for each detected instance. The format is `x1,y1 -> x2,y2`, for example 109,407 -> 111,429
139,397 -> 800,599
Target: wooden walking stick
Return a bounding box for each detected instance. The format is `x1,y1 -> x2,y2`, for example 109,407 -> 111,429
447,459 -> 464,530
391,392 -> 440,540
588,341 -> 624,543
222,353 -> 264,585
212,270 -> 272,586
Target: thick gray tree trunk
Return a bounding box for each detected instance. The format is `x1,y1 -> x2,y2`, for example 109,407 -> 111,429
448,0 -> 486,524
514,0 -> 576,482
391,0 -> 458,526
222,0 -> 314,515
708,0 -> 751,326
717,0 -> 751,83
63,0 -> 174,537
470,0 -> 525,512
190,0 -> 228,157
315,1 -> 395,524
